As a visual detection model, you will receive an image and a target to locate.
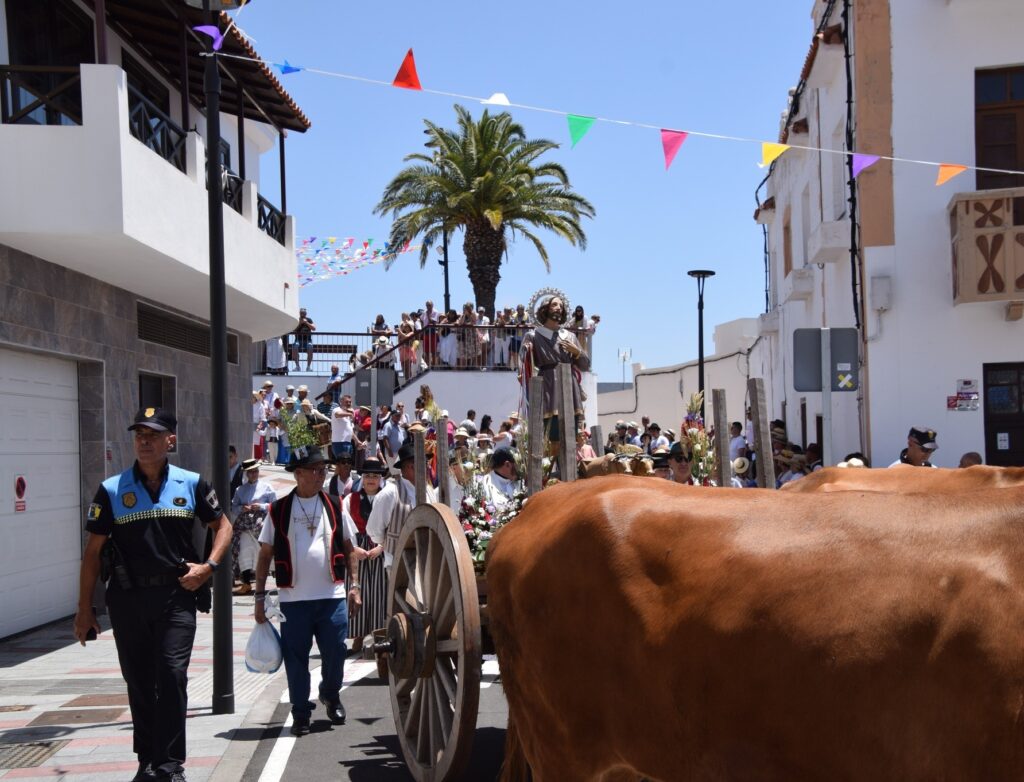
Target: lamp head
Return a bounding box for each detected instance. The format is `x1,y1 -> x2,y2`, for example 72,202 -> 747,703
687,269 -> 716,280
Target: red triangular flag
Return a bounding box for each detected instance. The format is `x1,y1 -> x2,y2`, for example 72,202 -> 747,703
660,129 -> 688,170
392,49 -> 421,91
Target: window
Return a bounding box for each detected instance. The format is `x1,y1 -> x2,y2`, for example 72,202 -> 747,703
783,208 -> 793,277
975,67 -> 1024,190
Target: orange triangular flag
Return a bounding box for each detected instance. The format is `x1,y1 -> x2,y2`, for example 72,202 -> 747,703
935,164 -> 967,186
392,49 -> 421,90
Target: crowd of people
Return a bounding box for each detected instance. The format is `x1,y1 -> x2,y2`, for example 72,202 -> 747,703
262,300 -> 600,383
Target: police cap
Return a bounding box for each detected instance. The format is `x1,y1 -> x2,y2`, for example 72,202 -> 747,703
129,407 -> 177,433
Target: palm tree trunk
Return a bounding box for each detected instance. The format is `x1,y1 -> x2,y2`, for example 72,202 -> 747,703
463,219 -> 504,318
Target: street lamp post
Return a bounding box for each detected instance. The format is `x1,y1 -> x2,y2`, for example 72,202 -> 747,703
437,230 -> 451,315
687,269 -> 715,420
188,0 -> 236,716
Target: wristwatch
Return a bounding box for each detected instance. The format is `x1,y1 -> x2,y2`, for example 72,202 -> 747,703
204,559 -> 220,572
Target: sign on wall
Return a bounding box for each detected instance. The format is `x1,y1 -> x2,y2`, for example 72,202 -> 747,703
792,328 -> 860,392
14,475 -> 26,513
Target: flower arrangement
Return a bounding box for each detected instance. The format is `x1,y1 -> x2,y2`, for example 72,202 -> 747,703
681,391 -> 716,485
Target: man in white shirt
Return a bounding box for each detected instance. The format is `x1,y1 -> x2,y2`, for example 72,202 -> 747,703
482,449 -> 522,511
366,442 -> 435,569
728,422 -> 748,461
649,423 -> 670,451
254,447 -> 361,737
331,394 -> 355,461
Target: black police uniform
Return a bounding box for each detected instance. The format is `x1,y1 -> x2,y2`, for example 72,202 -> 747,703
86,454 -> 221,778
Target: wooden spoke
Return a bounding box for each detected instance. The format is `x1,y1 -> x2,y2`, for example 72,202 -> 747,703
385,503 -> 482,781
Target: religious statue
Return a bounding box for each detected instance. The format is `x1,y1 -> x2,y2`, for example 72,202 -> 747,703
519,288 -> 591,444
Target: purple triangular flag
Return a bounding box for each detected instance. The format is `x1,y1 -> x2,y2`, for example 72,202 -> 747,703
852,153 -> 880,178
193,25 -> 225,51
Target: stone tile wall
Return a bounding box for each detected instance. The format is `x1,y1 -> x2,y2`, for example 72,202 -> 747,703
0,246 -> 254,528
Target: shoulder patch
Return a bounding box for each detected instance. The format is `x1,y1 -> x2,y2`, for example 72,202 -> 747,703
122,492 -> 137,509
173,497 -> 187,506
87,503 -> 102,521
205,488 -> 222,514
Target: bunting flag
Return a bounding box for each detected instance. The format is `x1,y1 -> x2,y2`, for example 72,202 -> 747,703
392,49 -> 422,90
296,238 -> 421,287
206,48 -> 1024,185
936,163 -> 968,186
660,129 -> 688,170
852,153 -> 880,178
567,114 -> 596,148
760,142 -> 790,168
192,25 -> 225,51
278,60 -> 303,75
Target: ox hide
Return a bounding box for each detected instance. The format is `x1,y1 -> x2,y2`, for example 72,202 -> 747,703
781,463 -> 1024,493
487,476 -> 1024,782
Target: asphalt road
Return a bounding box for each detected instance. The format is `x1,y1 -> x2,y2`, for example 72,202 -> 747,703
242,657 -> 508,782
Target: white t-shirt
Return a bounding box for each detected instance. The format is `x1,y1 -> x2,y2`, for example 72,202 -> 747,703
258,494 -> 350,602
729,435 -> 747,461
331,408 -> 354,442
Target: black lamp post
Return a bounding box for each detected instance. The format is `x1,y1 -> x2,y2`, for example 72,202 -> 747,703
187,0 -> 238,716
687,269 -> 715,420
438,230 -> 451,315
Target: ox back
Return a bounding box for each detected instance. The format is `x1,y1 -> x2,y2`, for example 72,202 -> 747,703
780,463 -> 1024,494
487,476 -> 1024,782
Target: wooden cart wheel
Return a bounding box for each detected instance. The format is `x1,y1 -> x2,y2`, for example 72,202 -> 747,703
383,502 -> 482,782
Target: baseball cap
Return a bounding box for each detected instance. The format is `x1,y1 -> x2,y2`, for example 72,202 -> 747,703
908,427 -> 938,450
129,407 -> 177,433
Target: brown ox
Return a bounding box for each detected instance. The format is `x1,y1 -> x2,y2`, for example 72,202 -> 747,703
781,463 -> 1024,493
487,477 -> 1024,781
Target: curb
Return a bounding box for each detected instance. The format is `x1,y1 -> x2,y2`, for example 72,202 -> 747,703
207,669 -> 290,782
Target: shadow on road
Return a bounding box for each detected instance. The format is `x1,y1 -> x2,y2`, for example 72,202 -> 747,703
339,726 -> 506,781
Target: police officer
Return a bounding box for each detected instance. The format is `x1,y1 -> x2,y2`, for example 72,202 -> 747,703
73,408 -> 232,782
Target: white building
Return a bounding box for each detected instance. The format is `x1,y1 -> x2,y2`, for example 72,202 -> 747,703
597,318 -> 759,443
0,0 -> 307,638
751,0 -> 1024,469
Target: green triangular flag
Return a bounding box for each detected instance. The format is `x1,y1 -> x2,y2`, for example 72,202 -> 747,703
567,114 -> 596,148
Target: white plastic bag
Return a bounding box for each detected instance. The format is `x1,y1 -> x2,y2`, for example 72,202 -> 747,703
245,621 -> 282,673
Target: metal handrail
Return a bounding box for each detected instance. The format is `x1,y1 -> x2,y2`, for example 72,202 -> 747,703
127,83 -> 187,173
257,194 -> 286,245
0,65 -> 82,126
261,324 -> 595,380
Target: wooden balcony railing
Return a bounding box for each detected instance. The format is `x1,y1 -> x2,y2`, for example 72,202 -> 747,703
223,172 -> 244,214
949,187 -> 1024,305
0,65 -> 81,126
257,194 -> 286,245
127,84 -> 187,173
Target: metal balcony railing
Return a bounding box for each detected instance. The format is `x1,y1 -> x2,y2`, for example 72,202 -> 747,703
127,84 -> 187,173
223,172 -> 244,214
0,65 -> 82,126
260,324 -> 596,387
257,194 -> 286,245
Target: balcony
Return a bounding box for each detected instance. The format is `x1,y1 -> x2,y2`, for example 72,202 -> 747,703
807,218 -> 851,264
781,267 -> 815,303
0,64 -> 296,338
948,187 -> 1024,306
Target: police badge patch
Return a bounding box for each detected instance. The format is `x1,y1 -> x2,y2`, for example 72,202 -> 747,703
87,503 -> 102,521
205,488 -> 221,514
122,492 -> 136,509
173,497 -> 187,506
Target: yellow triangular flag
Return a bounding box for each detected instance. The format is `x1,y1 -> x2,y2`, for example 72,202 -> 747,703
760,142 -> 790,168
935,164 -> 967,186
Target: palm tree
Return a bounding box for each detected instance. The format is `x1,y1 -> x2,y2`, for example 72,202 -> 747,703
375,105 -> 595,316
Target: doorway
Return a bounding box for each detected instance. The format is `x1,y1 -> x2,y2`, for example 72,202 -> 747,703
983,362 -> 1024,466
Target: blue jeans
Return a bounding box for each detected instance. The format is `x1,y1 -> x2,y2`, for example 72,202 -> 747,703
277,444 -> 291,465
279,597 -> 348,719
331,441 -> 354,460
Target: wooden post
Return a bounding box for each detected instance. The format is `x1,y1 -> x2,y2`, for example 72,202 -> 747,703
557,363 -> 578,483
413,430 -> 426,505
712,389 -> 731,487
590,425 -> 604,456
527,377 -> 545,496
747,377 -> 776,489
435,415 -> 450,507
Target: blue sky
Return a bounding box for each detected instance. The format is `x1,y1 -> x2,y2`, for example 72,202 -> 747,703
241,1 -> 812,379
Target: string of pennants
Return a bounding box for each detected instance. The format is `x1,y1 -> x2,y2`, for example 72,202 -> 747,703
296,236 -> 421,287
192,38 -> 1024,187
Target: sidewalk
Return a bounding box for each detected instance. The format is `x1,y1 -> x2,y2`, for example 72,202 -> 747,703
0,465 -> 298,781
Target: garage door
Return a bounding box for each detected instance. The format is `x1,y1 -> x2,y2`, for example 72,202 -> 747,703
0,347 -> 80,639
